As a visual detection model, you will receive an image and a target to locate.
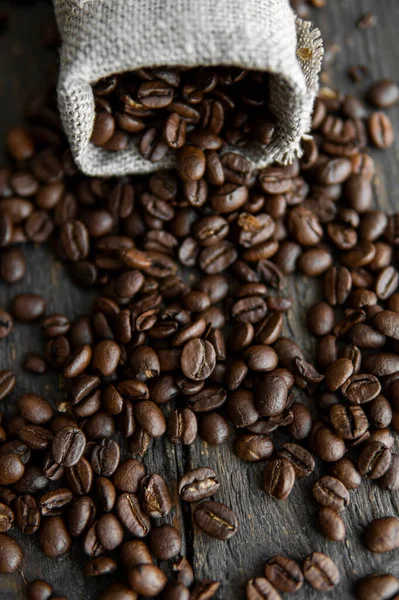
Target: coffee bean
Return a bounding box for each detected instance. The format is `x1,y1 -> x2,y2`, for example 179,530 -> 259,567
355,573 -> 399,600
313,426 -> 346,462
330,403 -> 368,439
11,294 -> 46,322
264,555 -> 303,593
167,408 -> 197,445
312,476 -> 350,512
358,441 -> 391,479
0,534 -> 23,572
234,434 -> 274,462
149,524 -> 181,560
178,467 -> 219,502
263,458 -> 295,500
52,427 -> 86,467
194,500 -> 238,540
26,579 -> 54,600
39,488 -> 73,516
127,564 -> 167,597
279,443 -> 315,477
256,374 -> 288,417
363,517 -> 399,553
317,507 -> 346,542
246,578 -> 281,600
325,358 -> 354,391
0,502 -> 14,533
368,79 -> 399,108
68,496 -> 96,537
0,369 -> 16,400
84,556 -> 117,577
39,516 -> 71,557
181,338 -> 216,381
63,345 -> 92,378
14,495 -> 41,535
116,492 -> 150,537
303,552 -> 340,590
369,112 -> 394,148
0,453 -> 25,485
141,473 -> 171,518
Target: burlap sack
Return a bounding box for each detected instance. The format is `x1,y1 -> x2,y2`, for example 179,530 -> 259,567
54,0 -> 323,177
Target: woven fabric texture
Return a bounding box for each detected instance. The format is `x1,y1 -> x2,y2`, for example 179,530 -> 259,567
54,0 -> 323,177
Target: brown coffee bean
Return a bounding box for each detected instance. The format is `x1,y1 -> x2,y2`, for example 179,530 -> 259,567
325,358 -> 354,391
355,573 -> 399,600
141,473 -> 171,518
312,476 -> 350,512
317,507 -> 346,542
279,443 -> 315,477
0,369 -> 16,400
263,458 -> 295,500
39,516 -> 71,558
11,294 -> 45,322
116,492 -> 150,537
303,552 -> 340,590
363,517 -> 399,553
264,556 -> 304,593
369,111 -> 394,148
358,441 -> 392,479
128,564 -> 167,597
0,534 -> 23,573
51,427 -> 86,467
194,500 -> 238,540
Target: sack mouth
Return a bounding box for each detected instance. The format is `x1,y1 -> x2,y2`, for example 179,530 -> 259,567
56,0 -> 323,177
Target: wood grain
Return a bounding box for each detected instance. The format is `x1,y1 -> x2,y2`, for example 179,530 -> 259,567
0,0 -> 399,598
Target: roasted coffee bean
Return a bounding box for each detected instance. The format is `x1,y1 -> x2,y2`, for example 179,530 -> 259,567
91,439 -> 120,477
180,338 -> 216,381
303,552 -> 340,591
141,473 -> 171,518
264,555 -> 304,593
178,467 -> 219,502
330,403 -> 368,439
317,507 -> 346,542
167,408 -> 197,444
0,247 -> 26,283
63,344 -> 92,378
0,502 -> 14,533
128,564 -> 167,597
355,573 -> 399,600
65,457 -> 93,495
246,577 -> 281,600
17,394 -> 53,425
369,112 -> 394,148
368,79 -> 399,108
0,534 -> 23,573
312,476 -> 350,512
227,390 -> 258,428
279,443 -> 315,477
18,424 -> 53,451
234,434 -> 274,462
68,496 -> 96,537
194,500 -> 238,540
39,488 -> 73,516
84,556 -> 117,577
149,524 -> 181,560
26,579 -> 54,600
112,459 -> 145,493
116,492 -> 150,537
51,427 -> 86,467
199,412 -> 229,445
39,516 -> 71,558
363,517 -> 399,553
358,441 -> 391,479
0,369 -> 16,400
11,294 -> 46,322
263,458 -> 295,500
256,374 -> 288,417
23,352 -> 47,374
341,374 -> 381,404
325,358 -> 354,391
313,426 -> 346,462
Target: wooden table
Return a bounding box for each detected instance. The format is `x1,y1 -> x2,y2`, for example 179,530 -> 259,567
1,1 -> 398,598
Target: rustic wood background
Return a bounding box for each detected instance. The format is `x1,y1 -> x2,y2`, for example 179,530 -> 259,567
0,0 -> 399,598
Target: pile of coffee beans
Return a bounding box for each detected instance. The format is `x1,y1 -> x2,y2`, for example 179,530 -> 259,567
0,14 -> 399,600
90,66 -> 276,169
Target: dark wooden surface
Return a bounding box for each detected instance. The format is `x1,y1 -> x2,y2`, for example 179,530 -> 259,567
1,1 -> 399,598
